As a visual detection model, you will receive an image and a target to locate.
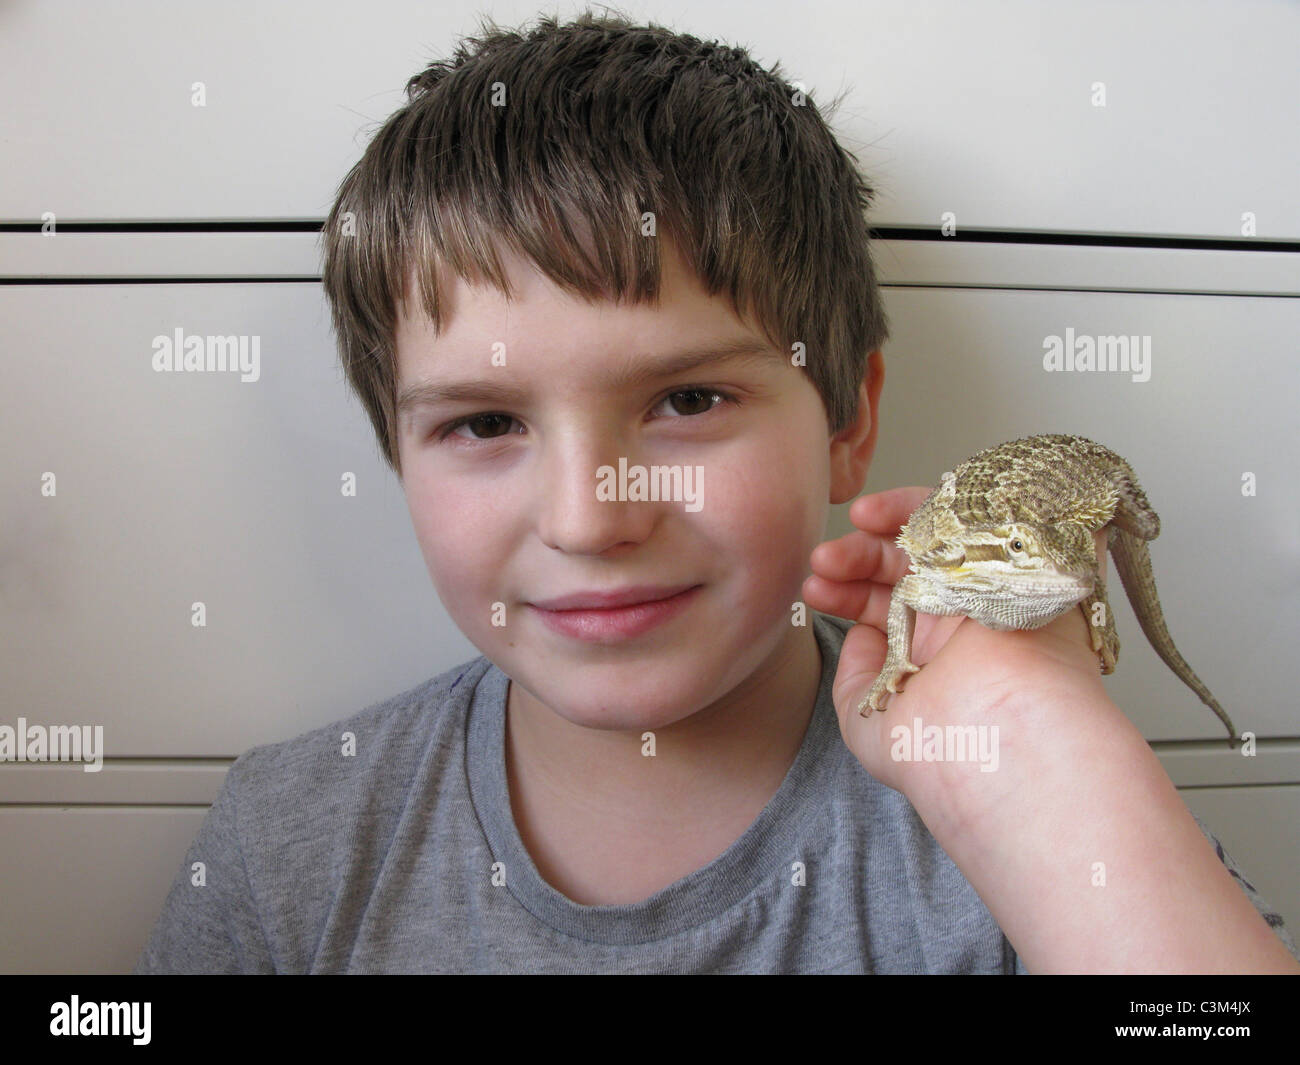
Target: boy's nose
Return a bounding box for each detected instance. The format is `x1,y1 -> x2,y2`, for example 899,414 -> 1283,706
534,439 -> 659,556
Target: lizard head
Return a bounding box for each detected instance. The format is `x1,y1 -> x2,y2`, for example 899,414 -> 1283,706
910,520 -> 1099,629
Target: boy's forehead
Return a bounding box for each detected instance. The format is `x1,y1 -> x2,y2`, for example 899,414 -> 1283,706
394,238 -> 761,365
397,243 -> 549,332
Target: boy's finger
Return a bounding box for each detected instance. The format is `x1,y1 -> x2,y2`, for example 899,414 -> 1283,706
811,526 -> 885,578
848,486 -> 931,536
801,573 -> 895,632
810,528 -> 913,590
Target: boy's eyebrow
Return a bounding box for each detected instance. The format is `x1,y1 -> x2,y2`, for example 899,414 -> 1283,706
396,337 -> 777,414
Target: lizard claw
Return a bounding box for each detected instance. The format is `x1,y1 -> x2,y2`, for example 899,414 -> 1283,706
859,660 -> 921,716
857,682 -> 888,716
886,662 -> 921,692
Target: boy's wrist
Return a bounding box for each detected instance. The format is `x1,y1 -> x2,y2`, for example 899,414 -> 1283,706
899,686 -> 1143,843
899,690 -> 1300,973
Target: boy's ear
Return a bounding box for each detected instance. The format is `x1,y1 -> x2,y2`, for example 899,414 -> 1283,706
828,348 -> 884,505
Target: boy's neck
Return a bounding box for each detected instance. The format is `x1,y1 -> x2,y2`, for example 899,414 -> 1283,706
503,620 -> 824,905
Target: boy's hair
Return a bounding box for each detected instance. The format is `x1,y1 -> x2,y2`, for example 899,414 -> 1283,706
321,7 -> 890,477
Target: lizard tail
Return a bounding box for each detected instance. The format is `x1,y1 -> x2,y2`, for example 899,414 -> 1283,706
1108,526 -> 1238,746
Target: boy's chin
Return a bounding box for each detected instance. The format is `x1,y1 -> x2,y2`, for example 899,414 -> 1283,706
508,665 -> 724,732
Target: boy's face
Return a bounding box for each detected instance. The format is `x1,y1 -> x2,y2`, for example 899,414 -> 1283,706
393,237 -> 863,731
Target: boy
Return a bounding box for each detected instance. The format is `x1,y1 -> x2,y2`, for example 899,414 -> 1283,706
137,9 -> 1299,973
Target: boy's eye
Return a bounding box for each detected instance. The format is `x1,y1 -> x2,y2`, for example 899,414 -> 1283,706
442,413 -> 519,441
435,388 -> 737,443
653,388 -> 731,418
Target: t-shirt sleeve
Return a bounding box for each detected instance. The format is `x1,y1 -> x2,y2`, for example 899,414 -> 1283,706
1009,814 -> 1299,974
1192,814 -> 1300,961
133,756 -> 276,974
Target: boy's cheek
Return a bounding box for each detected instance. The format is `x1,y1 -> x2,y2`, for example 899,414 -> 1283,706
405,503 -> 499,619
721,492 -> 828,607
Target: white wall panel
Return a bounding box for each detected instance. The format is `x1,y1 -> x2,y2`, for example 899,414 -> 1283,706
1,282 -> 477,757
1,1 -> 1296,978
1180,786 -> 1300,961
1,0 -> 1295,237
863,284 -> 1300,743
0,807 -> 208,975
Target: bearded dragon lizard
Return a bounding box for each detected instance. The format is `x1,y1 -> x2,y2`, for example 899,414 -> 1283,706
857,433 -> 1238,747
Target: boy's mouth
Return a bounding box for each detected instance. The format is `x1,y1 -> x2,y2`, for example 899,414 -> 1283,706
527,584 -> 703,642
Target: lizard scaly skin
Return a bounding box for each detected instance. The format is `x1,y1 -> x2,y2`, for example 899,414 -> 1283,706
857,433 -> 1238,747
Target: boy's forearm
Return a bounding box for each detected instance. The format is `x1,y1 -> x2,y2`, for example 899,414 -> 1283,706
906,692 -> 1300,974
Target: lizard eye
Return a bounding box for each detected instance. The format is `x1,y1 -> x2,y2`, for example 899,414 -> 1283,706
1010,539 -> 1024,552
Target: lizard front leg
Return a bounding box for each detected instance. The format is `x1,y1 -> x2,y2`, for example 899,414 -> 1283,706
858,574 -> 927,715
1077,549 -> 1120,675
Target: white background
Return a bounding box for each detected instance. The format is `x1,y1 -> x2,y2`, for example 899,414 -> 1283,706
1,0 -> 1297,973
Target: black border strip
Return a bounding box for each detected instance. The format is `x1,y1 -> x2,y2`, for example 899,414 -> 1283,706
1,281 -> 1296,297
0,220 -> 1297,252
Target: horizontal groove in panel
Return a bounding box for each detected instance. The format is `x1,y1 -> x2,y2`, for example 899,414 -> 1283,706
0,220 -> 325,232
0,761 -> 232,805
0,232 -> 324,279
2,747 -> 1296,804
1153,741 -> 1300,788
1,234 -> 1295,295
874,241 -> 1300,297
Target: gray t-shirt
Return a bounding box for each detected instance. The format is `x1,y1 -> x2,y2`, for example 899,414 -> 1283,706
135,612 -> 1298,974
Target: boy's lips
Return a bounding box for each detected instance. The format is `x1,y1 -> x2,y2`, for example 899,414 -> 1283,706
529,584 -> 699,611
527,584 -> 703,641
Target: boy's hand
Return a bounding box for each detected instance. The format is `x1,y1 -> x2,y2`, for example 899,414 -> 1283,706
802,485 -> 1122,820
802,487 -> 1300,973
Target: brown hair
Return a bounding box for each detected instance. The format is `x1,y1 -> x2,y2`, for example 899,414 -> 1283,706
321,7 -> 889,476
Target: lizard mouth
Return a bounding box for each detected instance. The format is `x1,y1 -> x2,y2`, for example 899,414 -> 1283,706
1012,574 -> 1093,595
960,565 -> 1091,585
